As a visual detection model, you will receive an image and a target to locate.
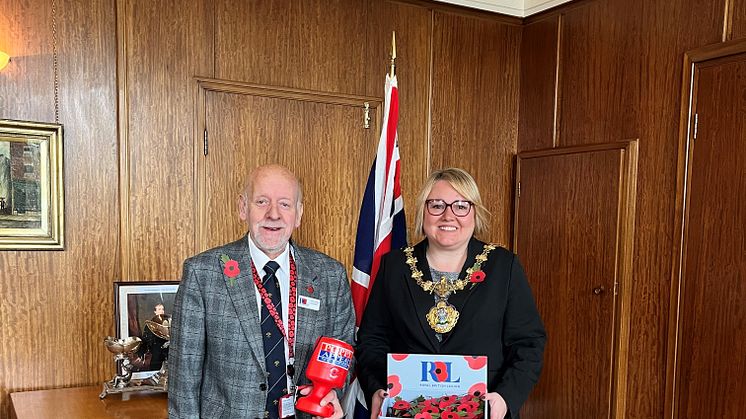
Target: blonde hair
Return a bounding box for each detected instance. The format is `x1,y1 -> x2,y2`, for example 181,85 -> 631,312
414,167 -> 490,238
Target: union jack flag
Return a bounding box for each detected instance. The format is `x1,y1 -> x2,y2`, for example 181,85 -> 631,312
342,73 -> 407,418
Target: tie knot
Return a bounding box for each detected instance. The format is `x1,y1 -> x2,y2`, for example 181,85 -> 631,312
264,261 -> 280,276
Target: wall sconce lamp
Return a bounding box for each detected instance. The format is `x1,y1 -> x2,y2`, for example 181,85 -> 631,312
0,51 -> 10,70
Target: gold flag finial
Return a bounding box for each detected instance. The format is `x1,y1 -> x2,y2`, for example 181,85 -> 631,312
390,31 -> 397,77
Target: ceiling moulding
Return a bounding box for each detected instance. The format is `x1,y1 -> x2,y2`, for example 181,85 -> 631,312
434,0 -> 573,17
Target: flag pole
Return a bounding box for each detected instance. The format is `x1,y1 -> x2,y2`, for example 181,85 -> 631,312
390,31 -> 396,77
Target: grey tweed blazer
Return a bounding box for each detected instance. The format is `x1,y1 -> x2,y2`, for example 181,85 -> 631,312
168,236 -> 355,419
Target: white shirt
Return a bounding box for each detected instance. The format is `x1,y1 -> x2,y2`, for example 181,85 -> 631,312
247,236 -> 296,392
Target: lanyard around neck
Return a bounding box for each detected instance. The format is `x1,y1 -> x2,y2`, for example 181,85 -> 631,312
250,254 -> 298,362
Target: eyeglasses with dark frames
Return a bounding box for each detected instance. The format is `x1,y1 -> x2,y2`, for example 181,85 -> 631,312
425,199 -> 473,217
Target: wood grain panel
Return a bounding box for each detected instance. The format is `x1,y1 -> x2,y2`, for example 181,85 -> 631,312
0,0 -> 118,417
558,0 -> 640,146
0,0 -> 57,122
732,0 -> 746,40
215,0 -> 367,95
625,2 -> 724,417
200,84 -> 379,275
516,145 -> 636,419
673,53 -> 746,419
55,0 -> 119,390
518,16 -> 558,152
430,11 -> 521,246
123,0 -> 212,280
365,1 -> 432,240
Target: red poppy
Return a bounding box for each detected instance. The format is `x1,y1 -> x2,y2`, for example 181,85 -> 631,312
468,383 -> 486,398
414,413 -> 432,419
470,270 -> 486,283
223,260 -> 240,278
456,401 -> 479,413
460,394 -> 474,403
422,406 -> 440,414
387,375 -> 402,397
393,400 -> 411,410
438,395 -> 457,409
307,285 -> 314,294
441,410 -> 460,419
464,356 -> 487,370
440,395 -> 457,402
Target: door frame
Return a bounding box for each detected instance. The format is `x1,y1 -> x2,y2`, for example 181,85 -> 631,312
665,38 -> 746,418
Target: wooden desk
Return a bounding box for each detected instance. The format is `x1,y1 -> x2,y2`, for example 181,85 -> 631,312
10,385 -> 167,419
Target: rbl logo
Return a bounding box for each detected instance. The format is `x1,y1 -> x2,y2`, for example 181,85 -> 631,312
421,361 -> 460,383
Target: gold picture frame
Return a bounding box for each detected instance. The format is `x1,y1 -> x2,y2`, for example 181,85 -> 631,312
0,119 -> 64,250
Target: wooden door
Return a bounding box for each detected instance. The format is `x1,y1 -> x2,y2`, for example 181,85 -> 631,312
195,79 -> 380,272
515,143 -> 637,418
668,45 -> 746,418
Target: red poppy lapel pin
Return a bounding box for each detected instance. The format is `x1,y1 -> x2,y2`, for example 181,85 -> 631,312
220,254 -> 240,286
469,270 -> 486,284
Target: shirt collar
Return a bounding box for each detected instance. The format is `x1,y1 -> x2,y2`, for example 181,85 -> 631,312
247,235 -> 290,275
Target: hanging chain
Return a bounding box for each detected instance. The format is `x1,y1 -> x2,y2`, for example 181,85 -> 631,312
51,0 -> 60,123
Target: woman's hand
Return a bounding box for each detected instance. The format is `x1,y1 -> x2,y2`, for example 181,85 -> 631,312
369,389 -> 387,419
484,392 -> 508,419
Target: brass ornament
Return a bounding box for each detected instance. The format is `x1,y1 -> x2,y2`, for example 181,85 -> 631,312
405,244 -> 496,333
426,300 -> 460,333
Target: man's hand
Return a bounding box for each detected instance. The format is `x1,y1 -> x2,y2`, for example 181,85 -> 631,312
484,392 -> 508,419
297,386 -> 344,419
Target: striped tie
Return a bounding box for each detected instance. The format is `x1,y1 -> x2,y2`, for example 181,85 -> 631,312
260,261 -> 286,419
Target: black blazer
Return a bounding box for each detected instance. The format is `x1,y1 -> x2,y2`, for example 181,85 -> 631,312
356,238 -> 546,418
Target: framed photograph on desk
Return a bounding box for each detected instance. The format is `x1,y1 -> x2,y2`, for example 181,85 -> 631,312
114,281 -> 179,379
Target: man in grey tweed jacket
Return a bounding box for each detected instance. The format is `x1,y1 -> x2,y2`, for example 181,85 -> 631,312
169,165 -> 355,419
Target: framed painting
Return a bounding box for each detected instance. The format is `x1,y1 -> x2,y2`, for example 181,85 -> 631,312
114,281 -> 179,379
0,119 -> 64,250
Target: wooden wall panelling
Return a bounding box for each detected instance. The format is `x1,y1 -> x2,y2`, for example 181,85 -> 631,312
215,0 -> 367,95
0,2 -> 56,122
0,1 -> 59,415
0,0 -> 119,417
364,1 -> 432,240
55,0 -> 119,390
429,11 -> 521,246
517,16 -> 559,152
666,41 -> 746,418
732,0 -> 746,40
1,1 -> 737,417
196,79 -> 380,275
558,0 -> 641,146
515,142 -> 637,419
533,0 -> 727,416
122,0 -> 212,280
625,1 -> 724,417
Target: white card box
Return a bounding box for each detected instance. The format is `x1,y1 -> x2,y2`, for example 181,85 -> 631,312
379,353 -> 487,419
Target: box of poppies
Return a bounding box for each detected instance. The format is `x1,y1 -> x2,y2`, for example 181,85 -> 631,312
379,354 -> 488,419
